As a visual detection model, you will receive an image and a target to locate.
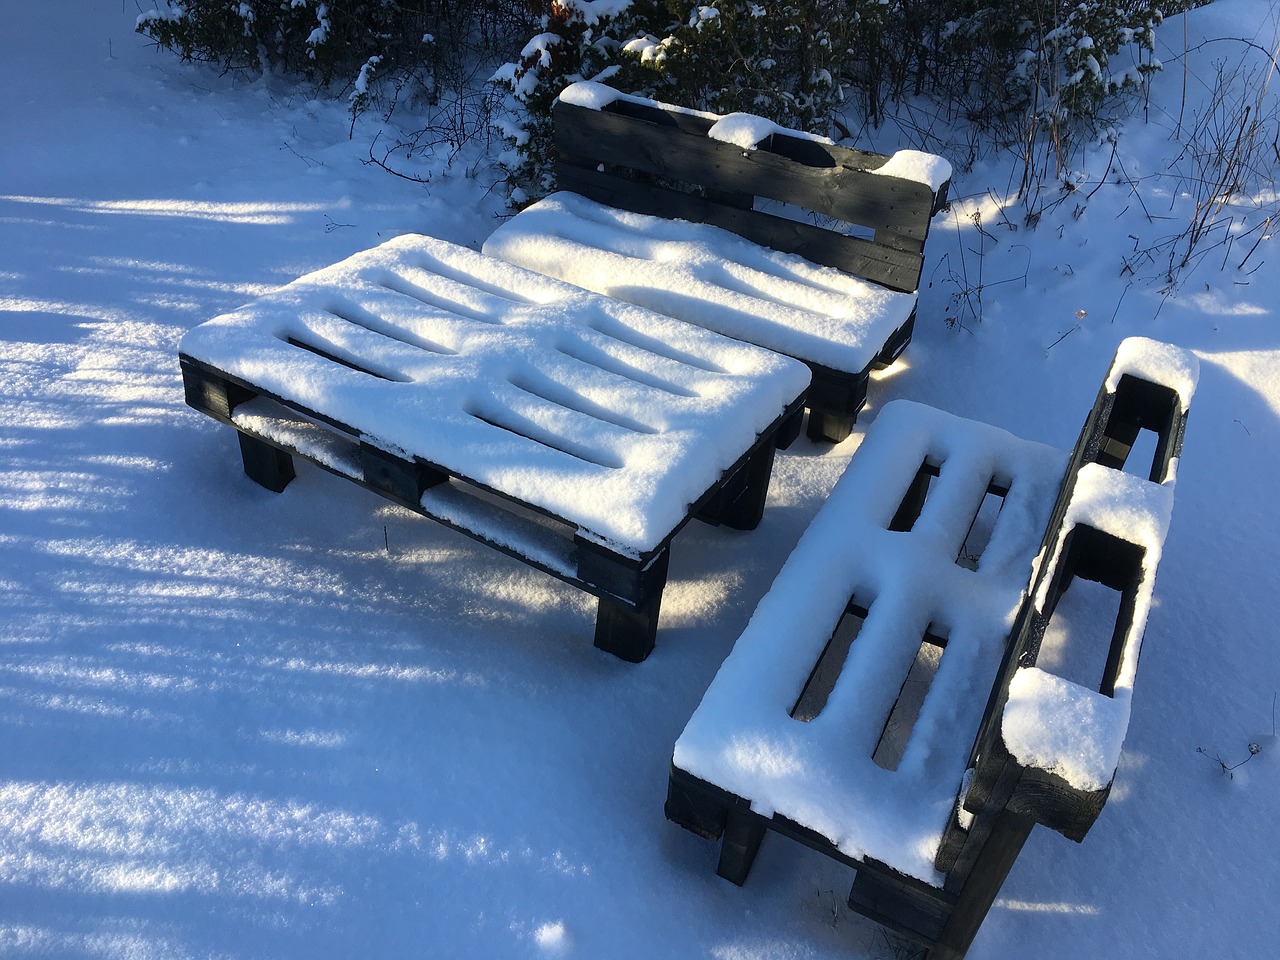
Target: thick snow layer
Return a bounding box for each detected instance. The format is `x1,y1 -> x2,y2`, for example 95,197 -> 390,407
1002,667 -> 1130,792
484,192 -> 916,372
180,234 -> 809,553
556,78 -> 623,111
870,150 -> 954,192
557,0 -> 633,25
1024,461 -> 1172,724
707,113 -> 788,150
1106,335 -> 1201,408
706,112 -> 835,149
673,400 -> 1068,883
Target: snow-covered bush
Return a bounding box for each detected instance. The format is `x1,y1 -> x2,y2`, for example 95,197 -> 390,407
935,2 -> 1167,119
620,1 -> 859,130
137,1 -> 419,84
137,2 -> 532,121
934,0 -> 1172,189
491,1 -> 647,202
494,1 -> 1196,205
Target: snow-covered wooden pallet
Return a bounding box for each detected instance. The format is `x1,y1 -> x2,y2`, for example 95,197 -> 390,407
665,338 -> 1198,957
178,235 -> 809,662
483,81 -> 951,443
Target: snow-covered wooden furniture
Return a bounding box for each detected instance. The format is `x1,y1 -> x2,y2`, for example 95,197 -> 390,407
665,338 -> 1197,957
483,81 -> 951,443
178,235 -> 809,663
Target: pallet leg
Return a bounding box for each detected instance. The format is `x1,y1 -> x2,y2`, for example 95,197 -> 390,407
720,441 -> 777,531
716,807 -> 766,886
593,590 -> 662,663
237,431 -> 295,492
775,406 -> 804,450
929,808 -> 1035,960
806,408 -> 856,444
695,440 -> 776,530
875,312 -> 916,368
804,367 -> 868,443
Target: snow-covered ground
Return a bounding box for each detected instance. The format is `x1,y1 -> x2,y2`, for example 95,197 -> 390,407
1,3 -> 1276,958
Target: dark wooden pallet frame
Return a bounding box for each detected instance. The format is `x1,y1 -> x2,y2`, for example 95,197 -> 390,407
549,95 -> 949,444
181,353 -> 805,664
665,361 -> 1191,957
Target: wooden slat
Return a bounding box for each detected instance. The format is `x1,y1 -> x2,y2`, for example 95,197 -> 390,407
932,808 -> 1036,960
603,96 -> 717,135
554,101 -> 935,241
848,862 -> 955,946
554,163 -> 924,292
599,96 -> 893,173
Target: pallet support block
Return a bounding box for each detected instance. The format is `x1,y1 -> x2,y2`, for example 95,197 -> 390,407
804,366 -> 871,443
581,542 -> 671,663
775,406 -> 804,449
182,362 -> 252,421
358,441 -> 447,507
594,591 -> 663,663
876,312 -> 917,368
848,866 -> 953,947
696,441 -> 778,530
717,807 -> 767,886
237,431 -> 295,493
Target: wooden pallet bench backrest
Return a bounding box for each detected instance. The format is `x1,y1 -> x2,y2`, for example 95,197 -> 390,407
552,91 -> 948,294
938,341 -> 1196,878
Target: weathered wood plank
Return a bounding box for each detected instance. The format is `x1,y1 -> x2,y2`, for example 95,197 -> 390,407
554,101 -> 936,241
600,95 -> 891,172
931,808 -> 1036,960
848,862 -> 955,946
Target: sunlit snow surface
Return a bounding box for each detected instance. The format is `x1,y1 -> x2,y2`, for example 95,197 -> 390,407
1,3 -> 1278,960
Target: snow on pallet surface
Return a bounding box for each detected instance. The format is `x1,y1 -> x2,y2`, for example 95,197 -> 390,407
1003,338 -> 1200,792
179,234 -> 809,555
672,336 -> 1198,886
483,190 -> 918,376
673,400 -> 1068,885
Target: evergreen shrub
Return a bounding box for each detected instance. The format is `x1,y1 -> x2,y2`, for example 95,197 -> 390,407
494,0 -> 1203,201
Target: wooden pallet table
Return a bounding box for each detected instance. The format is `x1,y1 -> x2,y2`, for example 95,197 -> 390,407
179,234 -> 809,662
665,337 -> 1198,956
484,81 -> 951,442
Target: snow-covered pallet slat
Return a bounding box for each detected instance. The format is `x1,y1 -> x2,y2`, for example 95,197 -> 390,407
665,338 -> 1198,958
483,81 -> 951,443
178,235 -> 810,663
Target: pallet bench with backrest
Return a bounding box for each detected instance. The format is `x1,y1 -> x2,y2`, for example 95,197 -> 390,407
483,81 -> 951,443
664,337 -> 1198,958
178,235 -> 809,663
